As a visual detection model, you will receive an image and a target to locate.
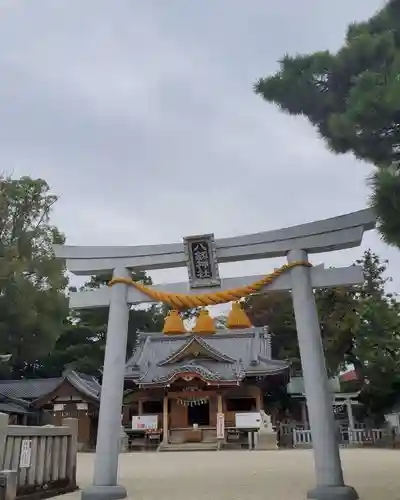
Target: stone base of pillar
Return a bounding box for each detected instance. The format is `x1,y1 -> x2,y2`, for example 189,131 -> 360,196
255,432 -> 278,450
81,485 -> 127,500
307,485 -> 358,500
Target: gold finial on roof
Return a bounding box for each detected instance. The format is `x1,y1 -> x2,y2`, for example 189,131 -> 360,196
227,301 -> 252,329
163,310 -> 186,335
193,309 -> 216,335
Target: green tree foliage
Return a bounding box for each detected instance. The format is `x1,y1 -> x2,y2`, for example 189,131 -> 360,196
350,251 -> 400,416
369,167 -> 400,246
245,250 -> 400,416
0,174 -> 169,379
244,288 -> 357,376
0,176 -> 68,379
37,321 -> 103,378
39,273 -> 167,378
254,0 -> 400,245
244,290 -> 300,368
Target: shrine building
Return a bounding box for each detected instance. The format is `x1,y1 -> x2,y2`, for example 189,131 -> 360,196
122,306 -> 290,450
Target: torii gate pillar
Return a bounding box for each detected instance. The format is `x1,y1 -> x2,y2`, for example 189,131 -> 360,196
81,268 -> 130,500
288,249 -> 357,500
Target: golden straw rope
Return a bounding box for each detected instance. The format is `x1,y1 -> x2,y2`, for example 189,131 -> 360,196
108,260 -> 311,309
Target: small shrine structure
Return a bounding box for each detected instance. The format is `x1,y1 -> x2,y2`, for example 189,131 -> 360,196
0,370 -> 100,449
55,209 -> 375,500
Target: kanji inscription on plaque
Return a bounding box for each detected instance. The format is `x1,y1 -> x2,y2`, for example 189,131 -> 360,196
183,234 -> 221,289
192,242 -> 211,279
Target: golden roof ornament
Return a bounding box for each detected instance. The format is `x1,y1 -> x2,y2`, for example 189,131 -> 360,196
163,310 -> 186,335
193,309 -> 216,335
227,302 -> 252,329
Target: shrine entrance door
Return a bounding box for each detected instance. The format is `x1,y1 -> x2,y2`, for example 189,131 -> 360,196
187,402 -> 210,427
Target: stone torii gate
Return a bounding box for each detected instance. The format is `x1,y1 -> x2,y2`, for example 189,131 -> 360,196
54,208 -> 376,500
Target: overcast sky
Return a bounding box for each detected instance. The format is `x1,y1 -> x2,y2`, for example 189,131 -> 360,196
1,0 -> 398,291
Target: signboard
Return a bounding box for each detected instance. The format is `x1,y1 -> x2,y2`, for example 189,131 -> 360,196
132,415 -> 158,430
216,413 -> 225,439
333,404 -> 346,417
183,234 -> 221,289
235,412 -> 262,430
385,412 -> 400,430
19,439 -> 32,468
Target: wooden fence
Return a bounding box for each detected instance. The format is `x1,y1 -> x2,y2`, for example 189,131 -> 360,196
292,427 -> 386,448
0,413 -> 78,499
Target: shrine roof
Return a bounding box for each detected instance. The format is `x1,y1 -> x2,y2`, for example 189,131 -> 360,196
125,328 -> 290,386
0,370 -> 101,403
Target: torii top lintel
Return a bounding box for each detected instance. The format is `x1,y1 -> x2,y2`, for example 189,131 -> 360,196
54,209 -> 376,276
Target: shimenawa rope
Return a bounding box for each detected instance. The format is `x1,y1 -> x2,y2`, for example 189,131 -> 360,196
108,260 -> 311,309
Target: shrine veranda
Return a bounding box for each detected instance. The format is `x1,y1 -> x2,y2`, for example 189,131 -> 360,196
54,208 -> 376,500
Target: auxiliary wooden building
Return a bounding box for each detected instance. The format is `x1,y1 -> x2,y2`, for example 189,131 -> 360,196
0,370 -> 101,450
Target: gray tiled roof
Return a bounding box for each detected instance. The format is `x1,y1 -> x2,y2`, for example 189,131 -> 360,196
0,391 -> 32,416
0,378 -> 61,400
66,370 -> 101,401
125,328 -> 290,386
0,402 -> 30,415
0,370 -> 101,402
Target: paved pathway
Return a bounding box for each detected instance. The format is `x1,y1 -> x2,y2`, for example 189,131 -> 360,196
60,449 -> 400,500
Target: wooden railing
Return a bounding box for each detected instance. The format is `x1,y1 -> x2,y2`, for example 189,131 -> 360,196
346,428 -> 384,445
292,427 -> 385,448
0,413 -> 78,499
292,429 -> 312,447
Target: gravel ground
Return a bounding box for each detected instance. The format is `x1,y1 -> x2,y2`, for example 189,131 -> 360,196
60,449 -> 400,500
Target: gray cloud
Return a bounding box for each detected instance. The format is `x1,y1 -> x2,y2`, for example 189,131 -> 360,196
1,0 -> 396,291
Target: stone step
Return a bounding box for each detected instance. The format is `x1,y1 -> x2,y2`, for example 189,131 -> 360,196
158,442 -> 219,452
168,430 -> 218,445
